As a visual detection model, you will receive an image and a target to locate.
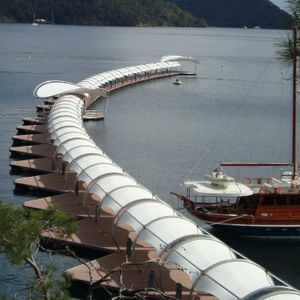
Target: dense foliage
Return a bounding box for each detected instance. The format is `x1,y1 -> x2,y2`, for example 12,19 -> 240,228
173,0 -> 290,29
0,0 -> 290,28
0,0 -> 206,27
0,201 -> 78,299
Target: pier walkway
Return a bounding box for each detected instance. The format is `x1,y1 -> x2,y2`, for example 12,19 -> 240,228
9,56 -> 300,300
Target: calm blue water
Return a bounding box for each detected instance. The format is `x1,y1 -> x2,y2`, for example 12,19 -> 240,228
1,23 -> 300,297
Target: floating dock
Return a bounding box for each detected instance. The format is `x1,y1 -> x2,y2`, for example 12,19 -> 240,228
9,56 -> 300,299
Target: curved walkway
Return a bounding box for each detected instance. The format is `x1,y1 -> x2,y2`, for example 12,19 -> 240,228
10,57 -> 300,300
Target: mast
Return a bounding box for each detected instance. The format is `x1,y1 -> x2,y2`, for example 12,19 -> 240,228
292,26 -> 297,180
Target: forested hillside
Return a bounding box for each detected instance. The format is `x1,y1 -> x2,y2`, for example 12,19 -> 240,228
173,0 -> 289,29
0,0 -> 206,27
0,0 -> 289,28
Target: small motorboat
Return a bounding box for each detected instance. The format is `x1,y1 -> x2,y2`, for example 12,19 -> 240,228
173,78 -> 182,85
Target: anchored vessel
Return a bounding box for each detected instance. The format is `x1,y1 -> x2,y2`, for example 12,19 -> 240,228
173,28 -> 300,237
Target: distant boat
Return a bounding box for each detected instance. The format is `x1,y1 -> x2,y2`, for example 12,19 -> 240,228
173,78 -> 182,85
31,10 -> 55,25
32,13 -> 38,26
172,28 -> 300,237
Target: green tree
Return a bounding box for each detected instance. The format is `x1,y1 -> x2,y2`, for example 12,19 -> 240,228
277,0 -> 300,61
0,201 -> 78,300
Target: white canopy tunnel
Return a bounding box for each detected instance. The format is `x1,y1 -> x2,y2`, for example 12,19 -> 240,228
50,98 -> 83,111
52,131 -> 90,146
192,259 -> 274,300
86,173 -> 137,200
76,163 -> 124,187
50,126 -> 87,141
132,216 -> 203,256
56,138 -> 97,156
48,110 -> 83,124
67,155 -> 113,180
99,185 -> 156,217
48,109 -> 83,123
48,115 -> 83,127
160,55 -> 197,74
160,55 -> 199,63
50,104 -> 83,116
254,288 -> 300,300
161,235 -> 236,284
243,287 -> 300,300
85,174 -> 140,220
52,95 -> 83,104
79,61 -> 181,91
63,147 -> 106,165
112,199 -> 177,236
49,120 -> 84,134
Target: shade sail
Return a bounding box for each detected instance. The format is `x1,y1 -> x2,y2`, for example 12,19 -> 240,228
134,216 -> 203,255
194,260 -> 274,299
69,155 -> 113,176
101,185 -> 155,215
163,236 -> 236,283
63,146 -> 105,164
48,110 -> 82,122
56,139 -> 97,155
160,55 -> 199,64
77,163 -> 124,185
33,80 -> 81,99
52,131 -> 90,146
87,173 -> 138,200
49,120 -> 83,134
50,126 -> 86,141
257,291 -> 300,300
114,200 -> 177,234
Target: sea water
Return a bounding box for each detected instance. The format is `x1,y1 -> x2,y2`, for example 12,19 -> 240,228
0,23 -> 299,296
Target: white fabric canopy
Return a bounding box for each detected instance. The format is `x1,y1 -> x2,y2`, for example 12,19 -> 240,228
194,260 -> 274,299
45,58 -> 300,300
101,185 -> 155,215
114,200 -> 177,234
133,216 -> 203,255
163,236 -> 236,283
87,174 -> 138,200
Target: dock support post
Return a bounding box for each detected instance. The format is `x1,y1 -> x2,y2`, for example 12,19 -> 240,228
176,282 -> 182,299
147,270 -> 155,288
126,237 -> 132,259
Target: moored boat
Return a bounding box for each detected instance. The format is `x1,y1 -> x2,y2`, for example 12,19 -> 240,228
173,78 -> 182,85
172,27 -> 300,237
172,167 -> 300,236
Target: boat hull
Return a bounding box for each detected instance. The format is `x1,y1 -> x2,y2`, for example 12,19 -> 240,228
172,192 -> 300,237
211,222 -> 300,237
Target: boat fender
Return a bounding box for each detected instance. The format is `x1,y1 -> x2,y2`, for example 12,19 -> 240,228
259,188 -> 267,195
259,188 -> 268,200
245,178 -> 251,185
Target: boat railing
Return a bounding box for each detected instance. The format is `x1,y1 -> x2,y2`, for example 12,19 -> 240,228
241,177 -> 273,187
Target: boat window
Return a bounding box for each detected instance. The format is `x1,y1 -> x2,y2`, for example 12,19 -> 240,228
276,196 -> 287,206
289,197 -> 300,205
261,196 -> 274,206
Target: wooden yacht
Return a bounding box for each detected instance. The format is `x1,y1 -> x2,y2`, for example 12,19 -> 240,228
172,28 -> 300,237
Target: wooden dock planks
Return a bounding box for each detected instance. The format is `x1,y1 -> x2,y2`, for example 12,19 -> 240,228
8,68 -> 217,299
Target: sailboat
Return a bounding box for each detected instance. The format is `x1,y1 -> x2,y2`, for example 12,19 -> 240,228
32,13 -> 38,26
172,27 -> 300,237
